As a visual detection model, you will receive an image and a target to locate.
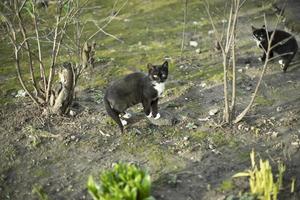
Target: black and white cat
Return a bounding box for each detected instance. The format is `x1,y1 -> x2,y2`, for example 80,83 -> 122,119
252,25 -> 298,72
104,61 -> 168,133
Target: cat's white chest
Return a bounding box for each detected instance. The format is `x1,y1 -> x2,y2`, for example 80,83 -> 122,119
254,38 -> 261,47
153,82 -> 165,97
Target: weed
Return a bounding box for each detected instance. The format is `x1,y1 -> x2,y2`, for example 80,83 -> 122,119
219,179 -> 234,192
32,185 -> 49,200
87,163 -> 155,200
233,150 -> 285,200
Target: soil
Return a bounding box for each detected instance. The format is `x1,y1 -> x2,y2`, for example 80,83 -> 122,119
1,1 -> 300,200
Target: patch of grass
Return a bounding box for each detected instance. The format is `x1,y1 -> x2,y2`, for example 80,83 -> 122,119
219,179 -> 234,192
34,168 -> 50,178
2,145 -> 17,162
32,185 -> 49,200
254,95 -> 274,106
190,130 -> 208,143
210,132 -> 229,147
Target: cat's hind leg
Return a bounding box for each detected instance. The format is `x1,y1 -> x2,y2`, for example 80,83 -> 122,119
280,53 -> 295,72
259,52 -> 266,62
104,98 -> 124,133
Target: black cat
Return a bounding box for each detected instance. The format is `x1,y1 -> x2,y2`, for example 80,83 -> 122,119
104,61 -> 168,133
252,25 -> 298,72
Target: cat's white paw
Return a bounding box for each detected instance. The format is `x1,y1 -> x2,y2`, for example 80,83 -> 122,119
278,59 -> 284,65
121,119 -> 128,126
154,113 -> 161,120
146,112 -> 153,118
258,57 -> 262,62
123,112 -> 132,119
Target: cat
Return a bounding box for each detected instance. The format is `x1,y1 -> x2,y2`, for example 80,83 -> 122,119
104,61 -> 168,133
252,25 -> 298,72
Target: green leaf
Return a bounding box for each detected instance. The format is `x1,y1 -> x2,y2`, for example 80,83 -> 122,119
87,176 -> 100,200
232,172 -> 250,178
87,163 -> 153,200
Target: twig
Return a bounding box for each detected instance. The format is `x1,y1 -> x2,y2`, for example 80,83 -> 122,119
87,0 -> 128,41
14,0 -> 39,95
32,3 -> 47,94
93,21 -> 124,43
181,0 -> 188,57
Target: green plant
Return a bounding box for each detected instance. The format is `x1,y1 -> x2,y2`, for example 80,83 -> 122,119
87,163 -> 155,200
32,185 -> 49,200
233,150 -> 286,200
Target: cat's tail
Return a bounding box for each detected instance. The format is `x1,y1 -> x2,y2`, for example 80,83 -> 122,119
103,95 -> 124,133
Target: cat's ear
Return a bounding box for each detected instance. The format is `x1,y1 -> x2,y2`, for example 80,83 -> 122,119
147,63 -> 155,73
162,61 -> 168,69
251,25 -> 257,31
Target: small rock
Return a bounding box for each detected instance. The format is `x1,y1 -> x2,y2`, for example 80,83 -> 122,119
272,131 -> 279,138
238,68 -> 244,73
189,40 -> 198,47
198,116 -> 210,122
221,19 -> 227,23
183,136 -> 189,141
208,30 -> 214,35
193,21 -> 199,25
200,82 -> 207,88
15,89 -> 26,97
69,110 -> 76,116
237,124 -> 243,130
246,87 -> 252,91
276,107 -> 283,112
209,108 -> 219,116
245,63 -> 250,69
70,135 -> 76,140
291,141 -> 300,147
195,48 -> 201,54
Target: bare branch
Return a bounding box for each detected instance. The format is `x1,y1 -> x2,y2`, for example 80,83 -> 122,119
9,22 -> 40,106
32,2 -> 47,93
181,0 -> 188,57
19,0 -> 28,12
87,0 -> 128,41
14,0 -> 39,95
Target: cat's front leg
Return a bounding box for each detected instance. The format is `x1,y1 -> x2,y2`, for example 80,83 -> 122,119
142,99 -> 152,118
151,99 -> 160,120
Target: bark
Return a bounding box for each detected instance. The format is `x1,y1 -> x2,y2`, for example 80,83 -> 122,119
50,63 -> 74,115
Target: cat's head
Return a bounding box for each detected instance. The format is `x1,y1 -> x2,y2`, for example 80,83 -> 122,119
147,61 -> 168,83
252,25 -> 268,42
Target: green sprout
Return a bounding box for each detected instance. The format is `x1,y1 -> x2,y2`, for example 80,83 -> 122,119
233,150 -> 286,200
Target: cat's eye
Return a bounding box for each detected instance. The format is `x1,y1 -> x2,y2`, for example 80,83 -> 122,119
162,74 -> 166,78
153,75 -> 158,78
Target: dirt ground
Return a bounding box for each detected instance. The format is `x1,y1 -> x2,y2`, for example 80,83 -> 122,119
1,1 -> 300,200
